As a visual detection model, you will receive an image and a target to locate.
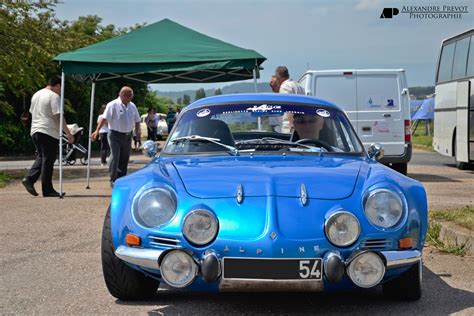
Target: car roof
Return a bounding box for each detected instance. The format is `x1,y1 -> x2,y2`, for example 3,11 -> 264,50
185,93 -> 340,111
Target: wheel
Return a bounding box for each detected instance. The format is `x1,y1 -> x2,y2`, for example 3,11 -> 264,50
383,261 -> 422,301
391,163 -> 407,175
80,156 -> 88,165
101,206 -> 159,300
295,138 -> 333,151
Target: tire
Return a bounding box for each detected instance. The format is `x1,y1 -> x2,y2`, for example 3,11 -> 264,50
391,163 -> 407,175
80,156 -> 88,165
101,206 -> 159,300
383,261 -> 422,301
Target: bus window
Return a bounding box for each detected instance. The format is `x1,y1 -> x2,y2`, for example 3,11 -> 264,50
452,37 -> 470,79
437,42 -> 456,82
467,36 -> 474,77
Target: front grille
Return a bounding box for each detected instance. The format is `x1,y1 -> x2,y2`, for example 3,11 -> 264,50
149,235 -> 181,248
360,238 -> 392,250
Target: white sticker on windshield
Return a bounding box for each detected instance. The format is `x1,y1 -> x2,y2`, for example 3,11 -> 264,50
316,109 -> 330,117
246,104 -> 282,112
197,108 -> 211,117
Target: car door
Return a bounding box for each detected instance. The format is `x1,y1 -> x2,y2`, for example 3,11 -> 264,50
356,71 -> 405,155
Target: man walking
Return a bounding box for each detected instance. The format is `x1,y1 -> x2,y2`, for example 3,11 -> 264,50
92,86 -> 141,188
22,76 -> 74,197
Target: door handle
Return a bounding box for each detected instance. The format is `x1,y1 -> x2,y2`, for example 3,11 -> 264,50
383,113 -> 391,118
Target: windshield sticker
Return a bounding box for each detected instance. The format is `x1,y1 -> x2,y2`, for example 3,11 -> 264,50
197,108 -> 211,117
246,104 -> 282,112
316,109 -> 330,117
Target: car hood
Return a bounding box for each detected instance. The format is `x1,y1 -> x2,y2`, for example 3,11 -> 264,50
172,155 -> 362,199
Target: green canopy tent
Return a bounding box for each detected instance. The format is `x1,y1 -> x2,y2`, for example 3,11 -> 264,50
53,19 -> 266,194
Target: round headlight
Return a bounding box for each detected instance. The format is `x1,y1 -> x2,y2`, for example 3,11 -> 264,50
183,210 -> 218,246
134,188 -> 177,228
347,252 -> 385,288
325,211 -> 360,247
160,250 -> 197,288
364,189 -> 404,228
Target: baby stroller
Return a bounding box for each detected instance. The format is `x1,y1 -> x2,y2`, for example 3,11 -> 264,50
61,124 -> 88,165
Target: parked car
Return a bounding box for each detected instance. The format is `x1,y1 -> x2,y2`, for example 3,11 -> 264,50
102,93 -> 427,301
140,113 -> 168,140
299,69 -> 412,175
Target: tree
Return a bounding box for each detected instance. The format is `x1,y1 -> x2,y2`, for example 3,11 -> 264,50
0,2 -> 149,154
182,94 -> 191,105
176,97 -> 182,106
195,88 -> 206,101
214,88 -> 222,95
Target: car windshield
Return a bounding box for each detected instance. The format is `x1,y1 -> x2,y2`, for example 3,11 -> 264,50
164,102 -> 364,155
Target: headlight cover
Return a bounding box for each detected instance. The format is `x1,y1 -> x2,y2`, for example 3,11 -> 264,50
325,211 -> 360,247
183,210 -> 218,246
364,189 -> 405,229
133,188 -> 177,228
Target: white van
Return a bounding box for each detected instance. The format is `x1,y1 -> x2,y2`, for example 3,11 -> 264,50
299,69 -> 412,175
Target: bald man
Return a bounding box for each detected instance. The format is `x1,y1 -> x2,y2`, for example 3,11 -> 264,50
92,86 -> 141,187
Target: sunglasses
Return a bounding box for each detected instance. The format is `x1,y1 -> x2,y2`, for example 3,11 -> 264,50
294,115 -> 318,124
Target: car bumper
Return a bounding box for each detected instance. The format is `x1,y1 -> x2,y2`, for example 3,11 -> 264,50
115,246 -> 421,289
378,142 -> 412,164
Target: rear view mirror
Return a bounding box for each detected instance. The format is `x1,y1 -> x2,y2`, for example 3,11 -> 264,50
368,143 -> 384,160
142,140 -> 160,158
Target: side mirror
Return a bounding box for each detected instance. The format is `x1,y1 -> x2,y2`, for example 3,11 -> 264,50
141,140 -> 160,158
368,143 -> 384,160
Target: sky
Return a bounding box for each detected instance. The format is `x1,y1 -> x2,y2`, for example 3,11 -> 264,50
54,0 -> 473,91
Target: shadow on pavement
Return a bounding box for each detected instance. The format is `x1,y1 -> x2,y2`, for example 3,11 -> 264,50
114,265 -> 474,314
409,173 -> 460,182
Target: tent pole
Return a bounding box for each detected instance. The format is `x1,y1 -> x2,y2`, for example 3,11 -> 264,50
253,59 -> 258,92
253,60 -> 261,130
86,81 -> 96,189
59,71 -> 65,198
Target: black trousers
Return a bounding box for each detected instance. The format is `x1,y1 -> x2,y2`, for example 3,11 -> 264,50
99,132 -> 110,164
108,130 -> 132,184
25,132 -> 59,194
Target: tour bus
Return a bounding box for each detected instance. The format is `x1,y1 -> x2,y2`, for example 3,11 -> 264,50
299,69 -> 412,175
433,28 -> 474,169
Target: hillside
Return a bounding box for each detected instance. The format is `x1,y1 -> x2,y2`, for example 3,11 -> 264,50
156,82 -> 435,102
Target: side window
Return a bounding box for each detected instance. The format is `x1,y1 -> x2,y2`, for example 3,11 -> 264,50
467,36 -> 474,77
452,37 -> 470,79
437,42 -> 456,83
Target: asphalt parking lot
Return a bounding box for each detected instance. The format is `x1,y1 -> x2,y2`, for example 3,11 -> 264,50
0,149 -> 473,314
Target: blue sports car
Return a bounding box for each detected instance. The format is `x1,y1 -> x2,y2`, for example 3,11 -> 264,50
102,93 -> 427,301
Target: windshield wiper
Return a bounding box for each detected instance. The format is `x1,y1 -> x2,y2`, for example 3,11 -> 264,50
171,135 -> 240,156
236,137 -> 324,154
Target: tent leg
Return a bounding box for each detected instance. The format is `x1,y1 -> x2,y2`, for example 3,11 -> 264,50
253,63 -> 262,130
59,71 -> 65,198
86,81 -> 96,189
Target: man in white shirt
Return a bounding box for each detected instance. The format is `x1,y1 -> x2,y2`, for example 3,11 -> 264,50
22,76 -> 74,197
92,86 -> 141,187
275,66 -> 305,95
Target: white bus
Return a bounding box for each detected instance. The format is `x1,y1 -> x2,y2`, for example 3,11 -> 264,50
433,28 -> 474,169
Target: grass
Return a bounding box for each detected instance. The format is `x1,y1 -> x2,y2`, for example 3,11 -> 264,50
0,171 -> 11,188
430,205 -> 474,231
427,206 -> 473,256
411,121 -> 433,151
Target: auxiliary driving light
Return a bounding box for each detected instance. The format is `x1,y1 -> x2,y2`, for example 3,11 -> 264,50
160,250 -> 197,288
347,252 -> 385,288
